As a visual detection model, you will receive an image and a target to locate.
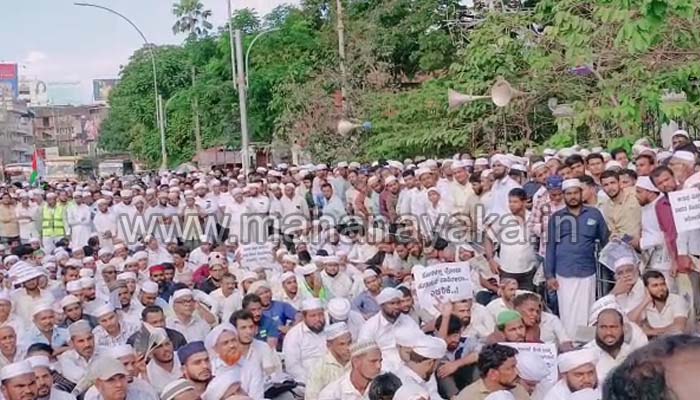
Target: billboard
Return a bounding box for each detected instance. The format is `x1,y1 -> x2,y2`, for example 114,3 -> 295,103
0,63 -> 19,100
93,79 -> 119,102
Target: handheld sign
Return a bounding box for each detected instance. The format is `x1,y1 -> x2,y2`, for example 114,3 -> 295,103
669,188 -> 700,233
501,342 -> 558,383
240,242 -> 274,269
413,262 -> 472,313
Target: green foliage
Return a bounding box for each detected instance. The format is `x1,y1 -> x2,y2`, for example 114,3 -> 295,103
101,0 -> 700,166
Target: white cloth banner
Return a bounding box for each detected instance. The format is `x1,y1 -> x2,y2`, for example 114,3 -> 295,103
240,243 -> 274,269
413,262 -> 472,311
669,188 -> 700,233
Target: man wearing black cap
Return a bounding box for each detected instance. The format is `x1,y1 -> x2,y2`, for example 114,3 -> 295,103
178,342 -> 212,395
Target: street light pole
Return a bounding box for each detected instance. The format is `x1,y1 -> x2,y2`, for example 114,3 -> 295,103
226,0 -> 238,91
73,2 -> 167,170
336,0 -> 348,113
234,30 -> 250,175
244,28 -> 280,87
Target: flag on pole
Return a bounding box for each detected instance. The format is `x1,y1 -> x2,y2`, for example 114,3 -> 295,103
30,150 -> 39,186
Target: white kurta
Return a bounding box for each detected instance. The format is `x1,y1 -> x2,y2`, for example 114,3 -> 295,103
67,204 -> 93,248
146,358 -> 182,393
357,313 -> 421,373
281,322 -> 327,383
15,204 -> 40,242
93,209 -> 118,249
394,364 -> 444,400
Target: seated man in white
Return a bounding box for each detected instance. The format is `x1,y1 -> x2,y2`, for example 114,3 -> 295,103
544,348 -> 600,400
628,270 -> 689,338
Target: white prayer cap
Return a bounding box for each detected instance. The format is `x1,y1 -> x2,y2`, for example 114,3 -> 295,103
362,269 -> 378,280
588,297 -> 626,326
66,280 -> 82,293
72,191 -> 82,198
97,248 -> 112,257
327,298 -> 351,321
15,268 -> 44,284
605,160 -> 623,170
184,190 -> 195,199
558,348 -> 598,373
325,322 -> 350,341
490,154 -> 513,168
295,263 -> 317,276
161,379 -> 196,400
204,322 -> 237,352
376,287 -> 402,305
384,176 -> 397,185
60,295 -> 81,309
395,326 -> 425,347
107,344 -> 134,359
530,161 -> 547,171
349,161 -> 361,169
0,361 -> 35,381
248,280 -> 271,294
193,182 -> 206,190
280,272 -> 296,283
82,192 -> 92,198
0,293 -> 10,304
93,303 -> 115,318
172,288 -> 193,301
26,355 -> 51,370
673,129 -> 690,138
46,193 -> 57,199
511,163 -> 527,173
387,160 -> 403,170
80,277 -> 95,289
141,280 -> 158,294
68,320 -> 92,337
516,352 -> 548,382
412,335 -> 447,359
350,340 -> 380,358
301,298 -> 323,311
92,356 -> 128,381
78,268 -> 93,278
120,189 -> 133,198
561,178 -> 582,191
3,255 -> 19,266
613,257 -> 636,271
484,391 -> 516,400
392,382 -> 431,400
82,256 -> 95,263
635,176 -> 659,193
569,388 -> 601,400
415,167 -> 433,178
201,369 -> 241,400
134,251 -> 148,260
117,272 -> 136,281
367,176 -> 379,186
32,302 -> 53,317
671,150 -> 695,163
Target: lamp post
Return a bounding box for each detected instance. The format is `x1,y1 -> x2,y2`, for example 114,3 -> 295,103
73,2 -> 167,170
245,28 -> 280,87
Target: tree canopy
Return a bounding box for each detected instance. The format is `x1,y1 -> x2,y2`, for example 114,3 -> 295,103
99,0 -> 700,166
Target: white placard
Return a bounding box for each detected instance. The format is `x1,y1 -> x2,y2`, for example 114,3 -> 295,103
414,262 -> 472,312
240,243 -> 274,268
669,188 -> 700,233
501,342 -> 558,383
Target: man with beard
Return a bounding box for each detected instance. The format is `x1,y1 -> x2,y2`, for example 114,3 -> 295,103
92,304 -> 140,347
241,294 -> 280,349
26,356 -> 74,400
630,270 -> 688,337
486,155 -> 521,219
486,279 -> 518,320
178,342 -> 212,396
145,329 -> 182,393
319,256 -> 353,300
0,360 -> 38,400
394,333 -> 447,400
13,268 -> 55,327
318,341 -> 383,400
358,288 -> 421,373
305,323 -> 352,400
434,314 -> 479,398
545,179 -> 609,338
456,344 -> 528,400
327,298 -> 365,341
166,289 -> 211,343
543,349 -> 599,400
599,170 -> 641,243
57,321 -> 96,385
197,257 -> 224,294
250,281 -> 297,336
487,311 -> 526,344
447,292 -> 495,342
584,308 -> 634,381
352,269 -> 383,319
282,298 -> 327,384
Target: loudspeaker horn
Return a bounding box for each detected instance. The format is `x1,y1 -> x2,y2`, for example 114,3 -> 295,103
490,77 -> 529,107
448,89 -> 490,109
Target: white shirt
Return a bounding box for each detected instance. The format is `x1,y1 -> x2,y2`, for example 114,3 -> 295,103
584,340 -> 634,381
357,312 -> 421,372
487,176 -> 521,218
490,213 -> 538,274
189,246 -> 210,269
49,388 -> 76,400
614,280 -> 646,314
644,294 -> 688,330
394,364 -> 444,400
15,203 -> 40,241
539,312 -> 571,346
166,314 -> 211,342
281,322 -> 327,383
146,358 -> 182,393
318,371 -> 369,400
486,298 -> 510,320
93,209 -> 118,247
57,349 -> 93,384
320,270 -> 353,299
462,303 -> 496,341
210,288 -> 242,323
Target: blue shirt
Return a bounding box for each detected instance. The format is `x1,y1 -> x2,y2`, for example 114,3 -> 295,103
255,315 -> 280,342
263,301 -> 298,330
545,206 -> 609,279
351,291 -> 380,317
24,325 -> 70,350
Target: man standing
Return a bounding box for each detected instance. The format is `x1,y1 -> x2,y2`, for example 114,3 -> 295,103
15,192 -> 39,245
66,193 -> 92,249
599,170 -> 641,241
546,179 -> 609,337
486,155 -> 521,219
41,193 -> 65,253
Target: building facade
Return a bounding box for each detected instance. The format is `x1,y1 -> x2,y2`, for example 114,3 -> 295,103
0,100 -> 34,164
31,104 -> 109,157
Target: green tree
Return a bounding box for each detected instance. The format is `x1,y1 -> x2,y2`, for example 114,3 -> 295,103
172,0 -> 214,39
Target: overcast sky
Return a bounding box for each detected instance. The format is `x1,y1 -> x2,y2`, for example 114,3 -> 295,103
1,0 -> 297,103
